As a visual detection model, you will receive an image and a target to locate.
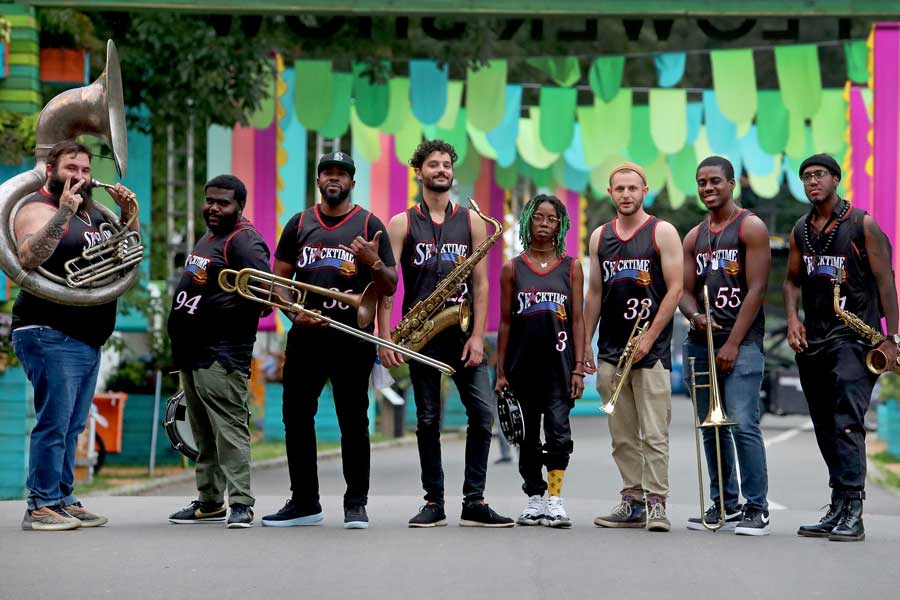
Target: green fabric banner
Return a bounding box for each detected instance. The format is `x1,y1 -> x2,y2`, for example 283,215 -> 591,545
249,75 -> 275,129
467,123 -> 498,160
710,49 -> 758,125
295,60 -> 333,130
844,40 -> 870,85
756,90 -> 790,154
643,153 -> 668,192
577,91 -> 632,167
785,114 -> 813,160
667,144 -> 698,197
394,117 -> 423,165
517,110 -> 559,169
353,61 -> 390,128
775,44 -> 823,119
811,88 -> 847,154
350,106 -> 381,162
466,60 -> 508,131
748,155 -> 783,199
666,172 -> 686,209
627,105 -> 658,166
517,155 -> 553,189
649,88 -> 687,154
538,86 -> 577,153
455,142 -> 482,184
437,80 -> 464,129
527,57 -> 582,87
589,56 -> 625,103
435,107 -> 468,165
319,72 -> 353,138
495,162 -> 518,190
380,77 -> 413,135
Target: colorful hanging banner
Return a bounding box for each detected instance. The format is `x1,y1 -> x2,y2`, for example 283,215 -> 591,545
294,60 -> 333,131
485,84 -> 522,168
649,88 -> 687,154
654,52 -> 686,88
872,22 -> 900,283
527,57 -> 581,87
538,86 -> 577,153
474,159 -> 506,333
466,59 -> 507,132
756,91 -> 790,154
588,55 -> 624,103
775,44 -> 823,119
811,88 -> 847,154
409,60 -> 449,125
710,49 -> 757,125
845,83 -> 872,212
353,61 -> 390,128
702,90 -> 738,155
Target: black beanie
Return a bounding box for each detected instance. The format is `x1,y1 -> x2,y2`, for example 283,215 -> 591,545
798,154 -> 841,179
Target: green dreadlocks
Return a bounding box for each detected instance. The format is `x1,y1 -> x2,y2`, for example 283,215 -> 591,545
519,194 -> 570,257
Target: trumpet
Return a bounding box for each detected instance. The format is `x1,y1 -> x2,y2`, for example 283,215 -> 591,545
600,318 -> 648,415
687,284 -> 736,532
62,180 -> 143,288
218,267 -> 455,375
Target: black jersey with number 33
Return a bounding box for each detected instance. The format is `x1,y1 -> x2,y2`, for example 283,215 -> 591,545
504,255 -> 576,398
596,216 -> 672,369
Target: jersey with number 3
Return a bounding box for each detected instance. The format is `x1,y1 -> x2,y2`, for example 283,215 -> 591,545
596,216 -> 672,369
505,255 -> 575,398
688,209 -> 765,348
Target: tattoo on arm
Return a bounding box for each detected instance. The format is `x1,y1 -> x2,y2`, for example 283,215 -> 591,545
20,207 -> 72,269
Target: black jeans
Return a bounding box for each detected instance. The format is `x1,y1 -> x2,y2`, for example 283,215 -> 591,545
282,328 -> 375,509
516,392 -> 573,497
796,340 -> 878,492
408,336 -> 493,506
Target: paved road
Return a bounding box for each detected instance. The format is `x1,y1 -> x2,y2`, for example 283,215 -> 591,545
2,396 -> 899,600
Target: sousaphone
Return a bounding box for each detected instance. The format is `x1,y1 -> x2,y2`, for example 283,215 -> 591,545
0,40 -> 138,306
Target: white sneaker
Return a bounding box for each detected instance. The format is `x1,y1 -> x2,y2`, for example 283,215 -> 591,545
516,495 -> 545,526
544,496 -> 572,528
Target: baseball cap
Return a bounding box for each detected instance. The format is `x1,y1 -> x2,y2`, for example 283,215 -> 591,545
318,151 -> 356,176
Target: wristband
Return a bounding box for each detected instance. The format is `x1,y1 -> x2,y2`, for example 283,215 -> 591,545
371,259 -> 384,270
688,312 -> 700,329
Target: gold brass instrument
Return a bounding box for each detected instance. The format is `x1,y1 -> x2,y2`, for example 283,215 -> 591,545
599,318 -> 648,414
687,284 -> 736,532
0,40 -> 138,306
218,267 -> 455,375
832,267 -> 898,374
62,180 -> 143,288
390,197 -> 502,353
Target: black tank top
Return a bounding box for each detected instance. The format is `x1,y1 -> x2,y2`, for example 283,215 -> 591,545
167,218 -> 271,373
11,191 -> 117,348
688,209 -> 765,348
279,204 -> 381,332
505,255 -> 576,398
399,201 -> 473,318
596,216 -> 672,369
792,202 -> 882,348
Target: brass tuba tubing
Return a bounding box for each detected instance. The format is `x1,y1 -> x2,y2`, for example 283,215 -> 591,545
219,268 -> 455,376
600,318 -> 648,415
687,285 -> 736,532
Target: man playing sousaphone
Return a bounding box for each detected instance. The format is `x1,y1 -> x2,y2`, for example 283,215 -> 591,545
379,140 -> 513,528
12,140 -> 137,531
786,153 -> 899,542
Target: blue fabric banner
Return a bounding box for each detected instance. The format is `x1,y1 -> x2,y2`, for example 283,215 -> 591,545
409,60 -> 449,125
654,52 -> 686,88
703,90 -> 738,155
486,84 -> 522,168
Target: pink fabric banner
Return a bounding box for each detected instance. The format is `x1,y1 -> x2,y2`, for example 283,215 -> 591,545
253,124 -> 278,332
873,23 -> 900,290
558,187 -> 582,259
475,159 -> 505,333
847,85 -> 873,213
231,125 -> 255,223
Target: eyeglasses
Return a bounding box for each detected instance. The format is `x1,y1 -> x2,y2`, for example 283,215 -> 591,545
530,214 -> 560,225
801,170 -> 831,184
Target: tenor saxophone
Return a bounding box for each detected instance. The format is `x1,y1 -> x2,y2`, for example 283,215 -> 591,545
391,197 -> 503,353
831,267 -> 897,374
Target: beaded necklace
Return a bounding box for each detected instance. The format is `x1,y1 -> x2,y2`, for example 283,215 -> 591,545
804,198 -> 850,255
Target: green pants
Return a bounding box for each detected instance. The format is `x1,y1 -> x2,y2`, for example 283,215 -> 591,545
182,362 -> 255,507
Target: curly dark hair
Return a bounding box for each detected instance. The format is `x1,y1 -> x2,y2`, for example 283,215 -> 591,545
409,139 -> 458,169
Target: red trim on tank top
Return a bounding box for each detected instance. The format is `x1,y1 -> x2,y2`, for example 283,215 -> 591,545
709,207 -> 745,235
521,253 -> 564,276
737,210 -> 756,244
314,204 -> 361,230
612,214 -> 654,243
651,220 -> 660,254
222,219 -> 255,266
363,211 -> 372,241
297,210 -> 305,234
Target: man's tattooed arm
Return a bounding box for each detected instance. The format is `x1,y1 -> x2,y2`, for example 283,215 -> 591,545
18,206 -> 74,270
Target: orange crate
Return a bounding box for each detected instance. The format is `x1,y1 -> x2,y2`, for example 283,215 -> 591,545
93,392 -> 127,453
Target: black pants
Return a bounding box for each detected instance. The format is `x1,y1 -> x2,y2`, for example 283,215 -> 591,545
796,340 -> 878,492
282,328 -> 375,509
408,335 -> 493,506
516,390 -> 573,497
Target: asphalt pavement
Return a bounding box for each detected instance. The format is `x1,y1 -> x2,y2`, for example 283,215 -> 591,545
1,395 -> 898,600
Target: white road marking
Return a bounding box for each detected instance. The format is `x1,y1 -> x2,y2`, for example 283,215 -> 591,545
762,421 -> 815,510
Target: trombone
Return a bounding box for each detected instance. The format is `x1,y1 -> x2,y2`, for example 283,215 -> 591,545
687,284 -> 736,532
600,317 -> 648,415
218,267 -> 455,375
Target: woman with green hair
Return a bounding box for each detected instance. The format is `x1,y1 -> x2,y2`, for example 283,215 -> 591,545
495,194 -> 585,528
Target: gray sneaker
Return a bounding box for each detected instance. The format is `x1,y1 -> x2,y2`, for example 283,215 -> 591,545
22,505 -> 81,531
593,495 -> 646,528
646,498 -> 671,532
63,503 -> 109,528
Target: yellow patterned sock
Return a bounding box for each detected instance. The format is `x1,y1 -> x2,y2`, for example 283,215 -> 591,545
547,469 -> 565,497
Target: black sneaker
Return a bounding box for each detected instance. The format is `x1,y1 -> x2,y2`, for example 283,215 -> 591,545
261,499 -> 324,527
459,501 -> 515,528
735,507 -> 770,536
168,500 -> 226,524
408,502 -> 447,528
687,504 -> 742,532
344,505 -> 369,529
226,504 -> 254,529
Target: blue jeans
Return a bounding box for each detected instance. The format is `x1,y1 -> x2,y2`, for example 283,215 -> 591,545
12,326 -> 101,510
683,340 -> 769,511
